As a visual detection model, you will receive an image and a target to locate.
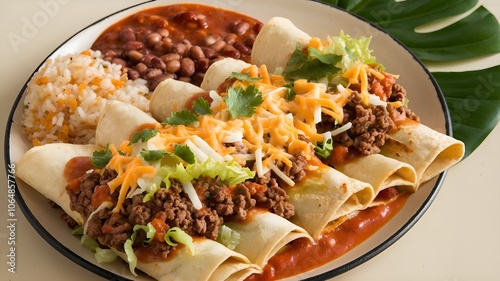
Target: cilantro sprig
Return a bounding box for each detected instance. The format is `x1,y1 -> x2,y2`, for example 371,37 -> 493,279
163,97 -> 213,126
224,84 -> 263,118
228,72 -> 263,82
90,144 -> 112,168
314,138 -> 333,158
282,42 -> 342,81
140,144 -> 195,164
130,128 -> 158,145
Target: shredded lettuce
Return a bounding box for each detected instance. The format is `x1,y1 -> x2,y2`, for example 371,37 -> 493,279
164,227 -> 194,254
131,223 -> 156,245
158,157 -> 255,188
123,222 -> 157,276
80,234 -> 100,252
124,239 -> 137,276
80,234 -> 117,264
216,225 -> 241,250
95,248 -> 117,263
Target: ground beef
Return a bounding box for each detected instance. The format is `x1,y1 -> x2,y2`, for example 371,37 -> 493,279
282,153 -> 307,183
317,80 -> 419,155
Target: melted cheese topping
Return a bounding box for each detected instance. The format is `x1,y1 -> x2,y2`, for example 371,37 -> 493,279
105,62 -> 399,211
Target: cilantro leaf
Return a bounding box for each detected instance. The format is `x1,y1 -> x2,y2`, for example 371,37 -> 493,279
192,98 -> 212,116
314,138 -> 333,158
283,43 -> 342,81
309,47 -> 342,64
224,85 -> 263,118
228,72 -> 263,82
174,144 -> 195,164
163,110 -> 198,126
90,145 -> 112,168
130,128 -> 157,145
284,83 -> 296,101
140,149 -> 166,162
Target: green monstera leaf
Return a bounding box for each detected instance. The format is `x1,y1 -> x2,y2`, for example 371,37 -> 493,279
320,0 -> 500,159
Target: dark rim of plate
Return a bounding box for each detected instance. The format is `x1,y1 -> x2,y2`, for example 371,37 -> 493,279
3,0 -> 451,280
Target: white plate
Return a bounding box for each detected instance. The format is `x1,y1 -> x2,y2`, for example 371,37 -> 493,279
5,0 -> 450,280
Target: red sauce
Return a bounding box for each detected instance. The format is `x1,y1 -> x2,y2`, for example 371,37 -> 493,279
184,91 -> 212,110
90,185 -> 112,208
63,156 -> 94,182
246,193 -> 410,281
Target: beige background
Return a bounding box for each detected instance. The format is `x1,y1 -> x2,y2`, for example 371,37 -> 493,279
1,0 -> 499,280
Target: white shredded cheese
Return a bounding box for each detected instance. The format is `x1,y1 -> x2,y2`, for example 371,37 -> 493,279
270,163 -> 295,186
83,201 -> 112,235
330,122 -> 352,137
255,148 -> 264,178
369,94 -> 387,107
184,139 -> 208,163
181,181 -> 203,210
191,135 -> 224,162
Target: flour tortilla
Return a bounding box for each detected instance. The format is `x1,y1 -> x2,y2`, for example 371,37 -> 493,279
113,239 -> 261,281
15,143 -> 261,281
95,100 -> 159,148
224,211 -> 313,267
335,153 -> 417,206
200,58 -> 251,91
380,123 -> 465,185
150,79 -> 205,122
251,17 -> 311,73
15,143 -> 100,225
287,165 -> 375,238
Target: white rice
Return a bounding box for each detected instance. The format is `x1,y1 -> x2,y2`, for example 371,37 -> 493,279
22,49 -> 150,145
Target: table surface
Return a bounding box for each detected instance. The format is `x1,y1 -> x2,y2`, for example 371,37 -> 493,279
1,1 -> 499,280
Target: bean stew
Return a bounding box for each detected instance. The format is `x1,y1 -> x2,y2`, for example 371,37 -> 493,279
91,4 -> 263,90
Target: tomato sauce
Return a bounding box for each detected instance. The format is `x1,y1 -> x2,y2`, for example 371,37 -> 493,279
246,193 -> 410,281
63,156 -> 94,182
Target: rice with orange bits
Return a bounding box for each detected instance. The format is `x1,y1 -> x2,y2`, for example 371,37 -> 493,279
22,49 -> 150,145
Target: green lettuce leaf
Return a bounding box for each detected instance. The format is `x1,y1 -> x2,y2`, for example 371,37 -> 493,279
322,0 -> 500,158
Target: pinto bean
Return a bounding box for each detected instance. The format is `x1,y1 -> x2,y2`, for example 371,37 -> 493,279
165,59 -> 181,73
195,58 -> 210,73
126,68 -> 140,80
111,58 -> 127,68
119,27 -> 136,42
233,41 -> 250,56
151,56 -> 166,71
221,45 -> 241,59
161,53 -> 181,62
135,62 -> 148,74
180,58 -> 195,77
148,73 -> 175,90
232,21 -> 250,35
202,47 -> 215,59
123,41 -> 144,51
189,46 -> 205,60
143,68 -> 163,80
224,33 -> 237,45
127,50 -> 144,63
146,32 -> 162,46
209,40 -> 226,52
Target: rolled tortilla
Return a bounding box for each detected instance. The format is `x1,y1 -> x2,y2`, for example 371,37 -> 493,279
200,58 -> 251,91
150,79 -> 206,122
380,123 -> 465,185
224,211 -> 313,267
95,101 -> 159,147
15,143 -> 101,225
251,17 -> 311,73
96,100 -> 159,148
335,153 -> 417,206
16,143 -> 261,281
287,165 -> 375,238
114,239 -> 261,281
